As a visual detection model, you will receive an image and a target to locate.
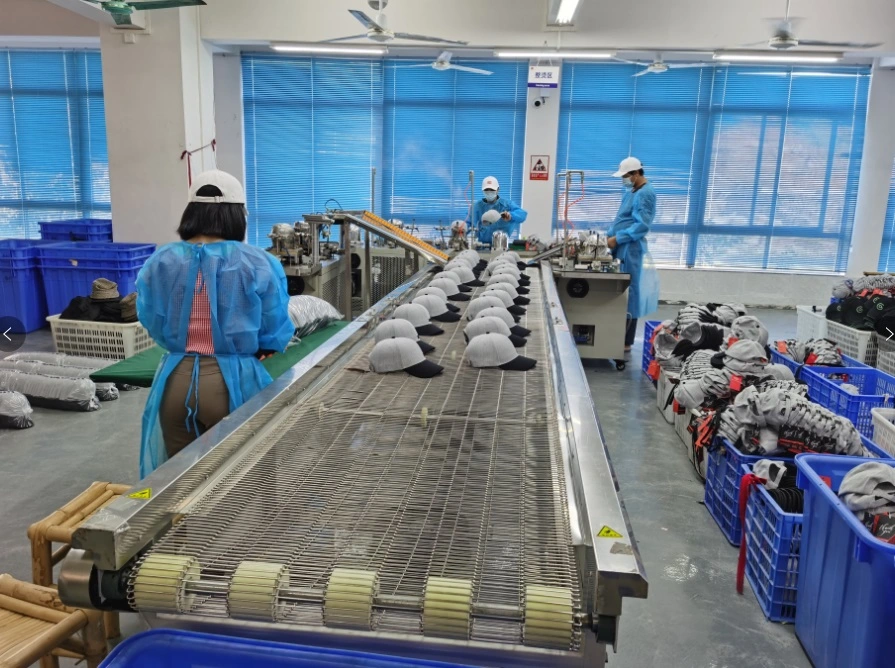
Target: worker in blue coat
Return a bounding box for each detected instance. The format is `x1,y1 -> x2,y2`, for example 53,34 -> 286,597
469,176 -> 528,245
136,170 -> 293,478
608,157 -> 660,353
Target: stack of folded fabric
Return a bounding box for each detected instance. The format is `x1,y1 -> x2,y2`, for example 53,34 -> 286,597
675,340 -> 771,410
775,339 -> 844,367
60,278 -> 139,324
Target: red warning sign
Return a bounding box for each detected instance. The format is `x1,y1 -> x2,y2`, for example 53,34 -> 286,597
530,155 -> 549,181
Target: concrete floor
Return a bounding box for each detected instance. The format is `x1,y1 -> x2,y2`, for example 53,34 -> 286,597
0,308 -> 808,667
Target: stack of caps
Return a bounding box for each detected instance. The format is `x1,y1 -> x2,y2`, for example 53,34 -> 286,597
430,276 -> 471,302
442,260 -> 484,287
412,295 -> 461,323
120,293 -> 138,323
369,319 -> 443,378
417,286 -> 460,313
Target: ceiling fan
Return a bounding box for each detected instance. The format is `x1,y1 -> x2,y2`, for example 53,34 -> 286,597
323,0 -> 467,46
393,52 -> 492,75
81,0 -> 206,27
613,54 -> 715,77
743,0 -> 881,50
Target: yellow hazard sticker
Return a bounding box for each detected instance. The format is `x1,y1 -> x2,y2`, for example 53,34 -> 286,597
597,526 -> 623,539
128,488 -> 152,500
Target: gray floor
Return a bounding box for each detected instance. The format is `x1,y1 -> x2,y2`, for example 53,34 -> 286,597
0,308 -> 809,667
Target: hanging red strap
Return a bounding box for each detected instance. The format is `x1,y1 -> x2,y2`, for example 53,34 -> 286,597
736,473 -> 767,594
180,139 -> 217,187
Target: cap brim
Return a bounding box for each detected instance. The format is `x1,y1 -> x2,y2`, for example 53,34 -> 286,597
612,170 -> 625,177
465,279 -> 486,287
514,296 -> 531,306
509,334 -> 527,348
418,340 -> 436,355
404,359 -> 444,378
516,262 -> 528,270
508,305 -> 527,316
511,325 -> 531,337
457,285 -> 472,293
445,303 -> 460,313
475,261 -> 488,270
499,355 -> 538,371
431,266 -> 444,273
433,311 -> 462,323
516,286 -> 530,295
518,277 -> 531,285
416,323 -> 445,336
448,293 -> 471,302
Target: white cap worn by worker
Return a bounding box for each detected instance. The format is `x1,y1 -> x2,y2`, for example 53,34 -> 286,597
482,176 -> 500,191
612,157 -> 643,178
190,170 -> 246,204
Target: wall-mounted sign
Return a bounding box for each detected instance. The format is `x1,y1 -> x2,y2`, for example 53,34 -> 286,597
530,155 -> 549,181
528,65 -> 560,88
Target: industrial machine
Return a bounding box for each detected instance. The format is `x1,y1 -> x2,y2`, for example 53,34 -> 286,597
59,260 -> 647,667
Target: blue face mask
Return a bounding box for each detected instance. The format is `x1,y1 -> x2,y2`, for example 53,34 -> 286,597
622,177 -> 634,190
484,191 -> 498,203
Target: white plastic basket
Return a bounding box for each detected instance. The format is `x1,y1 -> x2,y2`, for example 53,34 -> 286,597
878,351 -> 895,377
825,320 -> 877,366
46,315 -> 154,360
871,407 -> 895,458
674,408 -> 695,447
796,305 -> 828,341
657,369 -> 677,424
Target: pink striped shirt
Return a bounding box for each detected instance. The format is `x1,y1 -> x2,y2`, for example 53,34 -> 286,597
186,273 -> 215,355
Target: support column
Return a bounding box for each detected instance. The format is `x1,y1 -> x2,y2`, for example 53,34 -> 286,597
847,63 -> 895,274
213,53 -> 244,185
100,7 -> 215,247
520,61 -> 561,242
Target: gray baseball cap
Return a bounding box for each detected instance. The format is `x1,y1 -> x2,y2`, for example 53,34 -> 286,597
486,273 -> 519,288
476,307 -> 531,338
374,319 -> 435,355
429,277 -> 471,302
487,260 -> 521,275
480,289 -> 525,316
467,333 -> 537,371
417,287 -> 460,313
464,316 -> 526,348
439,270 -> 472,292
392,303 -> 444,336
466,295 -> 512,321
413,295 -> 462,323
443,262 -> 484,286
487,281 -> 530,306
370,338 -> 444,378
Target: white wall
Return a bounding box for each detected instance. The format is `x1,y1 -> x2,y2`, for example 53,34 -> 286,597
212,53 -> 244,185
521,65 -> 561,241
658,268 -> 835,308
3,0 -> 98,37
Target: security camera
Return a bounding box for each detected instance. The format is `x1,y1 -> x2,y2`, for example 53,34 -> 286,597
533,90 -> 551,107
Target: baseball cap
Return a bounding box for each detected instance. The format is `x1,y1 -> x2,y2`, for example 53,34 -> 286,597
190,170 -> 246,204
370,338 -> 444,378
443,262 -> 484,287
413,295 -> 462,323
482,176 -> 499,191
730,316 -> 769,347
464,316 -> 527,348
485,284 -> 530,307
481,210 -> 501,225
439,270 -> 472,292
374,319 -> 435,355
447,255 -> 477,270
612,157 -> 643,178
476,307 -> 531,338
467,295 -> 513,321
391,303 -> 444,336
417,287 -> 460,313
429,277 -> 471,302
481,288 -> 526,316
487,259 -> 520,273
467,333 -> 537,371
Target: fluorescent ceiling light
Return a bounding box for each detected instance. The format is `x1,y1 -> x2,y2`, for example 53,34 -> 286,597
713,51 -> 842,64
494,50 -> 614,59
271,44 -> 387,55
555,0 -> 582,24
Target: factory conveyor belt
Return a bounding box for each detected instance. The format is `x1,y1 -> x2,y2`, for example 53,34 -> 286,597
61,262 -> 647,667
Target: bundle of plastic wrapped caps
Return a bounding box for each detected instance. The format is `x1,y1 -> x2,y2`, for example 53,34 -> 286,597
287,296 -> 344,341
828,272 -> 895,334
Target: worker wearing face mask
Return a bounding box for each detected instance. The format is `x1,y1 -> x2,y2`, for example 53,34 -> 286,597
469,176 -> 528,245
608,157 -> 660,353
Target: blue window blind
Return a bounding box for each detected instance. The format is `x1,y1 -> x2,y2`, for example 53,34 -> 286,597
0,50 -> 109,239
242,55 -> 383,246
877,161 -> 895,271
557,63 -> 869,272
382,60 -> 528,231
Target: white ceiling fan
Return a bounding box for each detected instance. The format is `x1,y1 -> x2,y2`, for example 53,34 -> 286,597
323,0 -> 467,46
613,54 -> 714,77
392,52 -> 492,76
743,0 -> 881,50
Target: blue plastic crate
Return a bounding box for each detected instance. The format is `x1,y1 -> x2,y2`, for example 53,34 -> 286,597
794,454 -> 895,668
642,319 -> 660,379
39,218 -> 112,242
704,438 -> 792,546
801,366 -> 895,437
37,241 -> 154,264
742,463 -> 802,623
0,239 -> 62,332
101,630 -> 476,668
769,349 -> 869,378
40,265 -> 145,316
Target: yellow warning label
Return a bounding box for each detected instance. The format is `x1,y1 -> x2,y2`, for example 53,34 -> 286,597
597,526 -> 623,539
128,488 -> 152,500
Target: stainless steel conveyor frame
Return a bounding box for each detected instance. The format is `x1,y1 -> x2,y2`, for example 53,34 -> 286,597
60,261 -> 647,667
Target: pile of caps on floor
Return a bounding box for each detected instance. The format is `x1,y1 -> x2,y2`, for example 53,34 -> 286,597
368,249 -> 537,378
647,304 -> 871,479
60,278 -> 138,323
828,273 -> 895,334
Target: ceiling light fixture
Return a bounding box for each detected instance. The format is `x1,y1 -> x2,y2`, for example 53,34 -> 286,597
555,0 -> 582,25
494,50 -> 615,60
713,50 -> 842,63
271,44 -> 388,56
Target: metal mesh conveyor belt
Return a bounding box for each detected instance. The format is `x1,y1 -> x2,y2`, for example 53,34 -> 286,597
131,270 -> 583,651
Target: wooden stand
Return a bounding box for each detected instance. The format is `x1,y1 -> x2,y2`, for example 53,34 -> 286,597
0,574 -> 106,668
27,481 -> 130,665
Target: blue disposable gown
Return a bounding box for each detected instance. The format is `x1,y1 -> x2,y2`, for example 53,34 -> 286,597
608,183 -> 660,319
136,241 -> 293,478
469,197 -> 528,244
